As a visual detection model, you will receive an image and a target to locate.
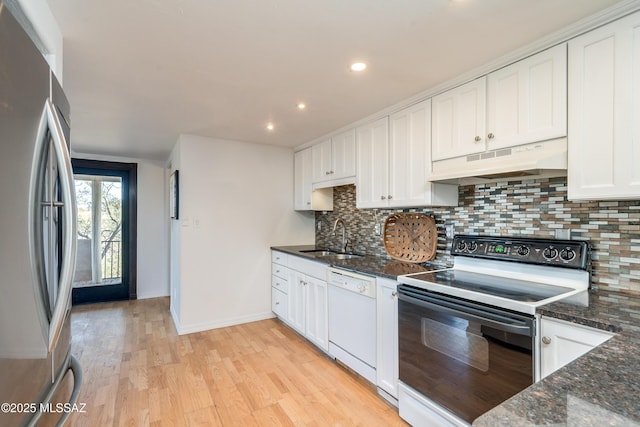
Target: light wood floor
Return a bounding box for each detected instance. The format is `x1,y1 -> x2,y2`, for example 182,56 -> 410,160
67,298 -> 407,426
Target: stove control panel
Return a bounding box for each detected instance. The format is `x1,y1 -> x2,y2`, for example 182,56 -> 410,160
451,235 -> 589,270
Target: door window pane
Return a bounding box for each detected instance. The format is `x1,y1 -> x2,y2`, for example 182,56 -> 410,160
73,175 -> 122,288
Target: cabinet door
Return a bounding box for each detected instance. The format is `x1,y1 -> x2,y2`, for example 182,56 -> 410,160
376,278 -> 398,398
539,317 -> 613,379
389,99 -> 431,207
432,77 -> 487,161
305,276 -> 328,351
294,148 -> 313,210
331,129 -> 356,180
568,11 -> 640,200
288,271 -> 306,334
487,44 -> 567,151
311,138 -> 332,183
272,287 -> 288,319
356,117 -> 390,208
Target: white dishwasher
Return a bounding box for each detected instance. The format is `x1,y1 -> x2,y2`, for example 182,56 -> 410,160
327,267 -> 377,384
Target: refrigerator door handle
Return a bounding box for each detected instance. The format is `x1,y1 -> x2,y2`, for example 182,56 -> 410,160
30,98 -> 77,353
45,98 -> 77,353
25,354 -> 83,427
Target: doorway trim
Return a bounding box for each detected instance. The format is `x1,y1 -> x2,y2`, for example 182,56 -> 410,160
71,159 -> 138,301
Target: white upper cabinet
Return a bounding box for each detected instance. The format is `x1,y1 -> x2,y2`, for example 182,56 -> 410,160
432,78 -> 487,161
568,11 -> 640,200
388,100 -> 458,208
356,117 -> 390,209
312,129 -> 356,185
294,147 -> 333,212
432,44 -> 567,161
294,148 -> 313,210
357,102 -> 458,209
312,139 -> 332,183
487,43 -> 567,151
331,129 -> 357,179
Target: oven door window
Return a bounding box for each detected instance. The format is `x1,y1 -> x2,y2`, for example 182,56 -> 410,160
399,294 -> 534,424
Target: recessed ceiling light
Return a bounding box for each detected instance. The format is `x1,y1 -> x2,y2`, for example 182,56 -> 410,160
297,102 -> 306,110
350,62 -> 367,72
266,123 -> 274,131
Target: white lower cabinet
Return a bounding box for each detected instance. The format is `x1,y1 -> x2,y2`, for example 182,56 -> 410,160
271,287 -> 288,318
376,278 -> 399,401
304,276 -> 328,351
271,252 -> 290,320
290,270 -> 328,351
539,316 -> 614,379
271,251 -> 329,353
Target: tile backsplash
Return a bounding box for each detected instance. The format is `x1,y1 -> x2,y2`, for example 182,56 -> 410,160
315,178 -> 640,292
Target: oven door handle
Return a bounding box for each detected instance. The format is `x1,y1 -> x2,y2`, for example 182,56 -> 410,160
398,292 -> 533,336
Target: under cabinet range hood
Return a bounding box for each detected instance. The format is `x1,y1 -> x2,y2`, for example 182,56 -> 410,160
428,139 -> 567,185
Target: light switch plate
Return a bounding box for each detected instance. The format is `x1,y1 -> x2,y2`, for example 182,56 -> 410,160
555,229 -> 571,240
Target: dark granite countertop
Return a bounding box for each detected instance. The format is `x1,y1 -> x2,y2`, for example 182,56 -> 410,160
271,245 -> 447,280
474,288 -> 640,427
273,246 -> 640,426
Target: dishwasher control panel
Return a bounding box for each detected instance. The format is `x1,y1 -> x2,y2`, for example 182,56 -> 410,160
327,268 -> 376,298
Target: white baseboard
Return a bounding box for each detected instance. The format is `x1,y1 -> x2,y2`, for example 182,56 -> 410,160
175,311 -> 276,335
137,290 -> 170,300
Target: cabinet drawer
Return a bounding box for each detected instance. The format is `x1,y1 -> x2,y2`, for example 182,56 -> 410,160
272,251 -> 288,266
272,274 -> 289,294
272,288 -> 288,319
272,263 -> 289,280
288,255 -> 326,280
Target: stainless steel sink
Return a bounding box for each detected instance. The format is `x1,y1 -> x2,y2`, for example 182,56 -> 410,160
321,253 -> 362,260
300,249 -> 363,260
300,250 -> 336,256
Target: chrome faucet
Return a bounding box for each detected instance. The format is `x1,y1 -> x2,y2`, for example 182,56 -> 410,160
332,218 -> 348,253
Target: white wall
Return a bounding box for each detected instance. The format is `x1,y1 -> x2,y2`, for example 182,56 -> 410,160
169,135 -> 315,335
71,153 -> 169,299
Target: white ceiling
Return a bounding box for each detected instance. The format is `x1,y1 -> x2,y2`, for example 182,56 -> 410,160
47,0 -> 625,162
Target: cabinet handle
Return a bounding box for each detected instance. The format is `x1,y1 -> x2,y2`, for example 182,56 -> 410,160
474,136 -> 482,142
381,195 -> 386,200
275,301 -> 280,305
391,291 -> 397,297
330,170 -> 334,174
487,133 -> 495,140
542,336 -> 552,345
306,202 -> 311,205
388,195 -> 393,200
325,171 -> 331,175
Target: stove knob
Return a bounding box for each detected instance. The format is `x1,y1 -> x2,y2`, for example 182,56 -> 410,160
456,241 -> 467,251
358,285 -> 367,294
467,242 -> 478,252
542,247 -> 558,260
516,246 -> 530,257
560,248 -> 576,262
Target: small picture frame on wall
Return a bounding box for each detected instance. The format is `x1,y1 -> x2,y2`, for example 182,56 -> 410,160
170,170 -> 179,220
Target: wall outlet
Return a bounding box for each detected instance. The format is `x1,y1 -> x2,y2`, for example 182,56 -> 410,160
555,229 -> 571,240
446,224 -> 454,238
374,223 -> 381,236
316,221 -> 322,232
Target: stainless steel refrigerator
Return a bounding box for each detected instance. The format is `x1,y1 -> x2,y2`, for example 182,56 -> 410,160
0,2 -> 82,426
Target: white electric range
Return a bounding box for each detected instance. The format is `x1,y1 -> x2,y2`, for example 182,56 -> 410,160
395,235 -> 591,427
